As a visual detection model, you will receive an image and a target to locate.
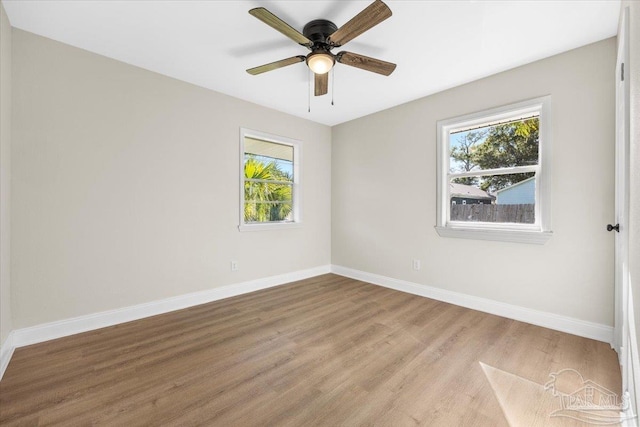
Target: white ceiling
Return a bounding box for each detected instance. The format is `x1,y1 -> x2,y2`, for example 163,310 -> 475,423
3,0 -> 620,126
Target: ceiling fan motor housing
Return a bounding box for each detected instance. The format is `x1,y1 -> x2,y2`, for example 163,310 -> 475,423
303,19 -> 338,48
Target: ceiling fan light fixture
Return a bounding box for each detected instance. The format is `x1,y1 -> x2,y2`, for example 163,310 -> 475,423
307,52 -> 335,74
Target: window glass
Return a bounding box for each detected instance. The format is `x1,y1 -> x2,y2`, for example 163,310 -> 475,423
449,174 -> 535,224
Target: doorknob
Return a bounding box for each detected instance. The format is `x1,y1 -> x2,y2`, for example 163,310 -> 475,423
607,223 -> 620,232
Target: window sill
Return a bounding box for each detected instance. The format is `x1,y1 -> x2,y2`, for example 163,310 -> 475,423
238,222 -> 302,232
434,226 -> 552,244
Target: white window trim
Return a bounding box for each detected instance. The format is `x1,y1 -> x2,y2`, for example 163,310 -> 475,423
435,96 -> 552,244
239,128 -> 302,232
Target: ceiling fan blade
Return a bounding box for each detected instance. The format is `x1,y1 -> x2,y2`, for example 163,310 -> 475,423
246,56 -> 306,75
249,7 -> 313,47
315,72 -> 328,96
327,0 -> 392,47
337,51 -> 396,76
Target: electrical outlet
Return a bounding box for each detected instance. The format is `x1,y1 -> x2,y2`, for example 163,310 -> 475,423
231,261 -> 239,271
412,259 -> 421,271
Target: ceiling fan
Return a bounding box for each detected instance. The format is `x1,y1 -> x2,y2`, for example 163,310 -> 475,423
246,0 -> 396,97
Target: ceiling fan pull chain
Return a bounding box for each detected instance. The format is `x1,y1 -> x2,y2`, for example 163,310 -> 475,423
308,70 -> 311,113
331,68 -> 335,106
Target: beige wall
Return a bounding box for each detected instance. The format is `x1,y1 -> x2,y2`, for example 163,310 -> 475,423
0,2 -> 12,347
4,24 -> 620,333
10,29 -> 331,329
332,39 -> 616,326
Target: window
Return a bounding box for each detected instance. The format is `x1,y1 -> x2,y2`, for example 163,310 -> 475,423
239,128 -> 301,231
436,96 -> 552,244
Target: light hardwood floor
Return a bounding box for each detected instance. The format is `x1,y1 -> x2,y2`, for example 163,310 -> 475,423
0,274 -> 621,426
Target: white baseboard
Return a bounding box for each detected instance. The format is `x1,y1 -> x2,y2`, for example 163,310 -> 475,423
331,265 -> 614,344
0,331 -> 15,380
0,263 -> 614,382
0,265 -> 330,381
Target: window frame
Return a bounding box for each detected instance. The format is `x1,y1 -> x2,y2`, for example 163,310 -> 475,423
239,128 -> 301,232
435,96 -> 552,244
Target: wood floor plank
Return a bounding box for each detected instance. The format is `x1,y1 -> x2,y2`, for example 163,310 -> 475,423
0,274 -> 621,426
